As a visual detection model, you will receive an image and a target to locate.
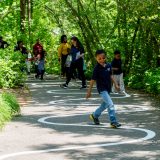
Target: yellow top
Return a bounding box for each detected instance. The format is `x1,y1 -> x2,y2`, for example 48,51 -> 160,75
58,43 -> 71,58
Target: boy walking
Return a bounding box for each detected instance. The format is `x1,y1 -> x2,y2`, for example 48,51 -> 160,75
86,50 -> 121,128
111,50 -> 127,95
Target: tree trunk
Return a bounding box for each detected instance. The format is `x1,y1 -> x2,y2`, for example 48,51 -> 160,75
20,0 -> 26,32
27,0 -> 32,48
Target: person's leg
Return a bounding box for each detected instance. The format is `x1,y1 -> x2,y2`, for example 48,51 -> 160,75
65,67 -> 70,79
66,62 -> 75,85
112,75 -> 119,93
100,91 -> 117,123
93,101 -> 106,118
119,73 -> 125,92
40,70 -> 44,80
35,64 -> 39,78
26,60 -> 31,74
76,59 -> 86,87
61,54 -> 68,77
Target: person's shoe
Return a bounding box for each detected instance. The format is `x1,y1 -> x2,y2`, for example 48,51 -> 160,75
89,114 -> 100,125
35,75 -> 39,79
80,85 -> 87,89
121,91 -> 130,97
110,122 -> 121,128
60,84 -> 68,89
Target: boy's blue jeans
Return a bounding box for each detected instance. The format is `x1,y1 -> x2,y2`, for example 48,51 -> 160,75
93,91 -> 117,123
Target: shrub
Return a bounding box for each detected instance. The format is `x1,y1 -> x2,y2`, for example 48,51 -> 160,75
0,92 -> 20,129
144,68 -> 160,94
126,68 -> 160,95
0,49 -> 26,88
126,73 -> 144,90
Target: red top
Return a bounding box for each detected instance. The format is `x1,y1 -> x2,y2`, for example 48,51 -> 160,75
33,43 -> 43,55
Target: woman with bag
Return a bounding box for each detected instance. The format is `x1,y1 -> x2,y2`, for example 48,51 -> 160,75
61,36 -> 87,89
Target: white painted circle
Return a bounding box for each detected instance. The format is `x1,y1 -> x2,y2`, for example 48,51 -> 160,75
0,115 -> 155,160
47,90 -> 131,98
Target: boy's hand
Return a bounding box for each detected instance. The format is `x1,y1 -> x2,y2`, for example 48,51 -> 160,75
86,92 -> 91,99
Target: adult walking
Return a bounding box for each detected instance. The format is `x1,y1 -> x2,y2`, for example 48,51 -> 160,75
58,35 -> 71,77
33,39 -> 43,77
33,39 -> 43,56
14,40 -> 27,54
61,36 -> 87,89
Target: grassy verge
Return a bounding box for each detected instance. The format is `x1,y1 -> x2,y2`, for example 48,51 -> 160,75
0,92 -> 20,129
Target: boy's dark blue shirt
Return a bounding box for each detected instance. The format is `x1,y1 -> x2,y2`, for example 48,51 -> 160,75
111,58 -> 122,75
92,63 -> 112,93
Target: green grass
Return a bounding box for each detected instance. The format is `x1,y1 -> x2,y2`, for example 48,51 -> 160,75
0,92 -> 20,129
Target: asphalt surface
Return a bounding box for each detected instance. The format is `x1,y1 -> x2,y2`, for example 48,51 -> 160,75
0,76 -> 160,160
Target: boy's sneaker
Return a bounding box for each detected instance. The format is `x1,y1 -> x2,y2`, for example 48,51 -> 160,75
110,122 -> 121,128
89,114 -> 100,125
60,84 -> 68,89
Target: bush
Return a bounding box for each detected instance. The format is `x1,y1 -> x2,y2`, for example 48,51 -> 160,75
126,73 -> 144,90
0,49 -> 26,88
126,68 -> 160,95
0,92 -> 20,129
144,68 -> 160,94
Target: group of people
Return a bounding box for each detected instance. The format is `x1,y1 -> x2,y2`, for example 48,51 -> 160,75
58,35 -> 128,128
58,35 -> 126,94
0,36 -> 45,80
1,34 -> 126,128
14,39 -> 46,80
58,35 -> 87,89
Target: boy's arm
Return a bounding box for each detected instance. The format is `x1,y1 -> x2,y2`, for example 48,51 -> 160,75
111,75 -> 120,91
86,80 -> 95,99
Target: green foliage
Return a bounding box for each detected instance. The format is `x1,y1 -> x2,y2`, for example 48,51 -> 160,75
126,68 -> 160,94
0,92 -> 20,129
0,0 -> 160,95
0,49 -> 26,88
126,74 -> 144,90
144,68 -> 160,94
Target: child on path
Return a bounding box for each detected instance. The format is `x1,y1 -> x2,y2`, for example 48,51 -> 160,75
35,50 -> 46,80
86,49 -> 121,128
111,50 -> 127,95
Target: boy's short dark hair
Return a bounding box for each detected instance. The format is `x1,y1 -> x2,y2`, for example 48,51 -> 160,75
95,49 -> 106,57
114,50 -> 121,55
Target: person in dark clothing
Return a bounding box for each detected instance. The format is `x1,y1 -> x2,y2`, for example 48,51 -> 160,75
111,50 -> 128,95
0,36 -> 9,49
14,41 -> 28,55
14,41 -> 28,72
61,36 -> 86,89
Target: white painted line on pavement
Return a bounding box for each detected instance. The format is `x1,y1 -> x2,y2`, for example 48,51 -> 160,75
0,122 -> 156,160
47,90 -> 131,98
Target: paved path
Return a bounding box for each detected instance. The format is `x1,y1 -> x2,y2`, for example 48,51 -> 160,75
0,77 -> 160,160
